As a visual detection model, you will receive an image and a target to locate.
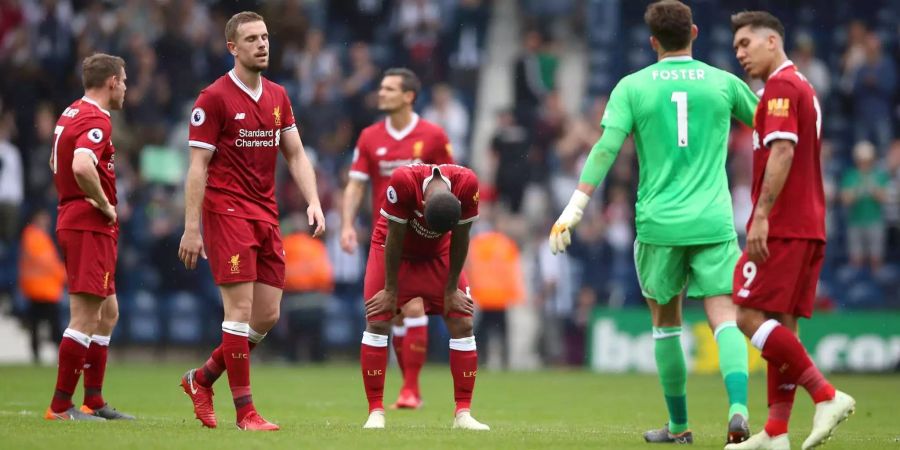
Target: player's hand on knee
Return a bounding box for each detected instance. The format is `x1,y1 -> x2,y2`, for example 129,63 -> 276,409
445,289 -> 475,316
549,191 -> 590,255
365,289 -> 397,319
178,229 -> 207,270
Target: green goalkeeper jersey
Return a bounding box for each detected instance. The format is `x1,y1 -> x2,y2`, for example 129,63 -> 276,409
601,56 -> 758,245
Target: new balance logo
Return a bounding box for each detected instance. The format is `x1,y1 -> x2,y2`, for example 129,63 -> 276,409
234,112 -> 246,120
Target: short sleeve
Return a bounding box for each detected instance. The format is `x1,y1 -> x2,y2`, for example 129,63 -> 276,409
188,90 -> 224,151
600,79 -> 634,133
457,170 -> 480,224
429,129 -> 455,165
280,87 -> 297,133
73,118 -> 111,166
760,78 -> 800,147
730,74 -> 759,127
380,169 -> 415,223
348,131 -> 372,181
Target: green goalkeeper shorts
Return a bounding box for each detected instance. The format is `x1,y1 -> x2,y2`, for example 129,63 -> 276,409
633,238 -> 740,304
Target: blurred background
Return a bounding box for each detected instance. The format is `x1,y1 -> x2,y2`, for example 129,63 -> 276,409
0,0 -> 898,372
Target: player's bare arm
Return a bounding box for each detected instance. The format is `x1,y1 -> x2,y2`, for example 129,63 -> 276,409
748,139 -> 795,263
365,219 -> 407,319
444,221 -> 474,316
340,178 -> 366,253
280,128 -> 325,237
178,147 -> 213,270
72,152 -> 116,225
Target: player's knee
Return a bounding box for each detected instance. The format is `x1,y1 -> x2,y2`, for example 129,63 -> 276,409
735,308 -> 762,337
100,308 -> 119,328
366,321 -> 392,336
445,316 -> 473,338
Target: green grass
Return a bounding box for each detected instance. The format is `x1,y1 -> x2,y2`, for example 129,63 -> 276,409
0,364 -> 895,449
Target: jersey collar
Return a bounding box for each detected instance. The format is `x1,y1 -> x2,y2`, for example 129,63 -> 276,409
422,165 -> 451,193
659,55 -> 693,62
386,113 -> 419,141
80,96 -> 110,117
769,59 -> 795,79
228,69 -> 263,102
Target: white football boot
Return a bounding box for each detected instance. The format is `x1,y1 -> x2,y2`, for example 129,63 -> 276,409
801,390 -> 855,450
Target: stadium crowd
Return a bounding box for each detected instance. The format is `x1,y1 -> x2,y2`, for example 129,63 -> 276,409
0,0 -> 899,366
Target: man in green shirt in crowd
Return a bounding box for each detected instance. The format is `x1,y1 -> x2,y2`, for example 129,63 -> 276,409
548,0 -> 758,444
841,140 -> 891,271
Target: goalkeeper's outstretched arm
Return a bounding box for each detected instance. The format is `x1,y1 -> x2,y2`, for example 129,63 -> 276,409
549,127 -> 628,254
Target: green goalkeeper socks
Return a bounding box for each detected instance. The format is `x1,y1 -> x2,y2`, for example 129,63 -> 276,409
653,326 -> 689,434
715,321 -> 750,419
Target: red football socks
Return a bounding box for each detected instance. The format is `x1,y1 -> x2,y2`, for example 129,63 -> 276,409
221,323 -> 254,421
449,337 -> 478,414
760,323 -> 836,404
50,329 -> 91,413
197,340 -> 258,388
764,359 -> 796,437
401,319 -> 428,398
361,332 -> 389,412
392,332 -> 406,375
83,335 -> 110,410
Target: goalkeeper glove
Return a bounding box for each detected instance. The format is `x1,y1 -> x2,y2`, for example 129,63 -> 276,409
549,190 -> 591,255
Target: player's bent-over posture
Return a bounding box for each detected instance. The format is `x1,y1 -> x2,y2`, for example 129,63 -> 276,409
342,68 -> 455,409
549,1 -> 757,444
725,11 -> 855,450
178,11 -> 325,431
45,53 -> 135,422
359,164 -> 488,431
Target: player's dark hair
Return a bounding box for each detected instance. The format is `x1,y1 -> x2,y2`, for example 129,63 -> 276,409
730,10 -> 785,39
82,53 -> 125,90
644,0 -> 693,51
425,190 -> 461,234
225,11 -> 265,42
383,68 -> 421,103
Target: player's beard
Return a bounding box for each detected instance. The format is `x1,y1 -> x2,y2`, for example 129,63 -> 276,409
241,54 -> 268,73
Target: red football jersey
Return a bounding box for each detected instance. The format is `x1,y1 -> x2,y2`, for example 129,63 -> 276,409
749,61 -> 825,241
188,70 -> 297,225
52,96 -> 118,237
373,164 -> 479,259
349,114 -> 454,225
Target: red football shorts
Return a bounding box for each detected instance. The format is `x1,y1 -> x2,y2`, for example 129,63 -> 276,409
57,229 -> 116,298
733,238 -> 825,318
202,209 -> 285,289
363,244 -> 471,322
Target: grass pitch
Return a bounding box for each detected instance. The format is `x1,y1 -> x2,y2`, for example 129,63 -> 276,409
0,364 -> 896,449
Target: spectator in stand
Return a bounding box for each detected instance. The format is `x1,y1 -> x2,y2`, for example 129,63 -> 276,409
513,28 -> 550,127
19,209 -> 66,364
290,28 -> 342,108
395,0 -> 441,85
423,83 -> 469,164
467,224 -> 525,369
792,33 -> 831,104
0,110 -> 22,241
851,32 -> 896,152
281,214 -> 334,362
342,42 -> 381,137
446,0 -> 489,113
490,109 -> 530,213
839,20 -> 868,96
841,141 -> 891,272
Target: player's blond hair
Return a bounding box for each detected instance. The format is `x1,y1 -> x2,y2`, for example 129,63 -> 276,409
82,53 -> 125,90
225,11 -> 265,42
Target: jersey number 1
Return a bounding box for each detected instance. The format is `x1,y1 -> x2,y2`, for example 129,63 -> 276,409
671,91 -> 688,147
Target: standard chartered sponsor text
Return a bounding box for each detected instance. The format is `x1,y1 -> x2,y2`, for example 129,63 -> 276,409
236,128 -> 279,148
